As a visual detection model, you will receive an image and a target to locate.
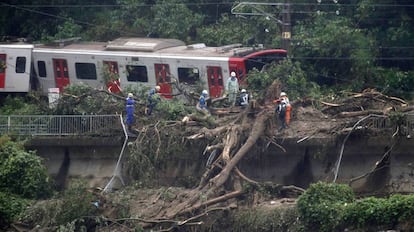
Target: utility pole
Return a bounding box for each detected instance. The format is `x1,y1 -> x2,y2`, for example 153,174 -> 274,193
281,0 -> 291,51
231,2 -> 292,51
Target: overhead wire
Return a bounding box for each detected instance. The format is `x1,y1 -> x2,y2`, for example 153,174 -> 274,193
1,2 -> 412,61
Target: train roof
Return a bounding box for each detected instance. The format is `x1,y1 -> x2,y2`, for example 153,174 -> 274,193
33,37 -> 277,58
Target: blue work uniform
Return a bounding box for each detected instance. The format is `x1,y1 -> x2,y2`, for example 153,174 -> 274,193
126,97 -> 135,127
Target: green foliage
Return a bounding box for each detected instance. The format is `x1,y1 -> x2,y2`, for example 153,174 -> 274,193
55,180 -> 98,226
53,83 -> 124,115
20,180 -> 99,229
197,14 -> 258,46
50,17 -> 82,41
150,0 -> 204,42
293,15 -> 378,92
0,95 -> 44,115
156,98 -> 192,120
0,191 -> 30,227
0,139 -> 52,199
297,183 -> 414,231
342,194 -> 414,230
297,181 -> 355,232
247,59 -> 321,101
232,206 -> 304,232
375,69 -> 414,99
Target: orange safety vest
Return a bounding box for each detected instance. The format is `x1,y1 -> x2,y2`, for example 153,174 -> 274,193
280,96 -> 292,125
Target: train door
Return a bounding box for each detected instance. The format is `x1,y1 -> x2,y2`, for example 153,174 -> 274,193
0,54 -> 5,88
154,63 -> 172,99
207,66 -> 224,98
53,59 -> 70,92
103,61 -> 121,93
228,58 -> 246,87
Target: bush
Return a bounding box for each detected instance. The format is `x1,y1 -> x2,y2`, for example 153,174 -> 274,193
297,181 -> 355,232
0,138 -> 52,199
342,194 -> 414,230
0,191 -> 30,227
376,69 -> 414,100
232,206 -> 304,232
20,180 -> 99,229
0,95 -> 44,115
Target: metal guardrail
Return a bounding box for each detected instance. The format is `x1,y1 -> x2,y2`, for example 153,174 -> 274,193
0,115 -> 122,136
358,113 -> 414,136
0,113 -> 412,137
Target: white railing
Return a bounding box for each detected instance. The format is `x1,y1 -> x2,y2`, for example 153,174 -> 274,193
0,115 -> 122,136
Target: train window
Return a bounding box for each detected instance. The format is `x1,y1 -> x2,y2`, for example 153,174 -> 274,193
178,67 -> 199,85
15,57 -> 26,73
245,53 -> 286,73
126,65 -> 148,82
0,55 -> 5,73
37,61 -> 47,77
75,63 -> 97,80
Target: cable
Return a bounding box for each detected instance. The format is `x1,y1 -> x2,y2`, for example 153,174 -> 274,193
3,2 -> 414,8
0,3 -> 96,27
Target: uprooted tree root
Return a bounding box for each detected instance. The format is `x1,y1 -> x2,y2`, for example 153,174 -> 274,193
121,100 -> 305,230
114,87 -> 413,230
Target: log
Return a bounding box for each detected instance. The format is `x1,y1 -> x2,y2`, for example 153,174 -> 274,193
209,111 -> 270,189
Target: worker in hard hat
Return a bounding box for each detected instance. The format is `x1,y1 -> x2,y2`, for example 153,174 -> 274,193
196,89 -> 210,116
146,85 -> 161,116
239,89 -> 249,108
275,91 -> 292,130
225,71 -> 239,107
125,93 -> 135,131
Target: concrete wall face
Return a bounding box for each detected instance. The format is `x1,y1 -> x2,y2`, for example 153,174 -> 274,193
29,136 -> 414,193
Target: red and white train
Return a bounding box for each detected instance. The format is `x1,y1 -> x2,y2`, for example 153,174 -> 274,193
0,37 -> 287,98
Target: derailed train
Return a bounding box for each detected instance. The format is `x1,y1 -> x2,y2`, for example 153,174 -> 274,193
0,37 -> 287,98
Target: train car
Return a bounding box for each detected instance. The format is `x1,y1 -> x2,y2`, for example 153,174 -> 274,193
0,44 -> 33,93
5,37 -> 287,98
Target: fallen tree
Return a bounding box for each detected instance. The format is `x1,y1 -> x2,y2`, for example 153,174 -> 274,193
47,83 -> 414,231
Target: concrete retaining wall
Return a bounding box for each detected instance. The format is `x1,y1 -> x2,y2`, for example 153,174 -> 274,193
26,135 -> 414,194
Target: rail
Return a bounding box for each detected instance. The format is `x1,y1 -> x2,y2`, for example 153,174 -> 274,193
0,115 -> 123,136
0,113 -> 412,137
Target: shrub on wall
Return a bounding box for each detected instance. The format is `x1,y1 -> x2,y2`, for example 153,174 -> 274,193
0,192 -> 30,227
342,194 -> 414,230
296,181 -> 355,232
0,139 -> 52,199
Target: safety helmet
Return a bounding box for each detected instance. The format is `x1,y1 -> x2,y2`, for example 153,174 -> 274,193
280,92 -> 287,97
241,89 -> 246,93
202,90 -> 208,95
128,93 -> 133,98
155,85 -> 161,91
230,71 -> 236,77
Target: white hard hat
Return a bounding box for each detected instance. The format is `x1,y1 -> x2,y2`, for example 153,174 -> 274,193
128,93 -> 133,98
280,92 -> 287,97
202,90 -> 208,95
230,71 -> 236,77
241,89 -> 246,93
155,85 -> 161,91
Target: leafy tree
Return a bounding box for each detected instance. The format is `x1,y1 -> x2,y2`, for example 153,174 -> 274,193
247,59 -> 320,101
0,137 -> 52,199
0,95 -> 44,115
293,14 -> 378,91
52,83 -> 124,115
354,0 -> 414,71
149,0 -> 204,42
50,17 -> 82,41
